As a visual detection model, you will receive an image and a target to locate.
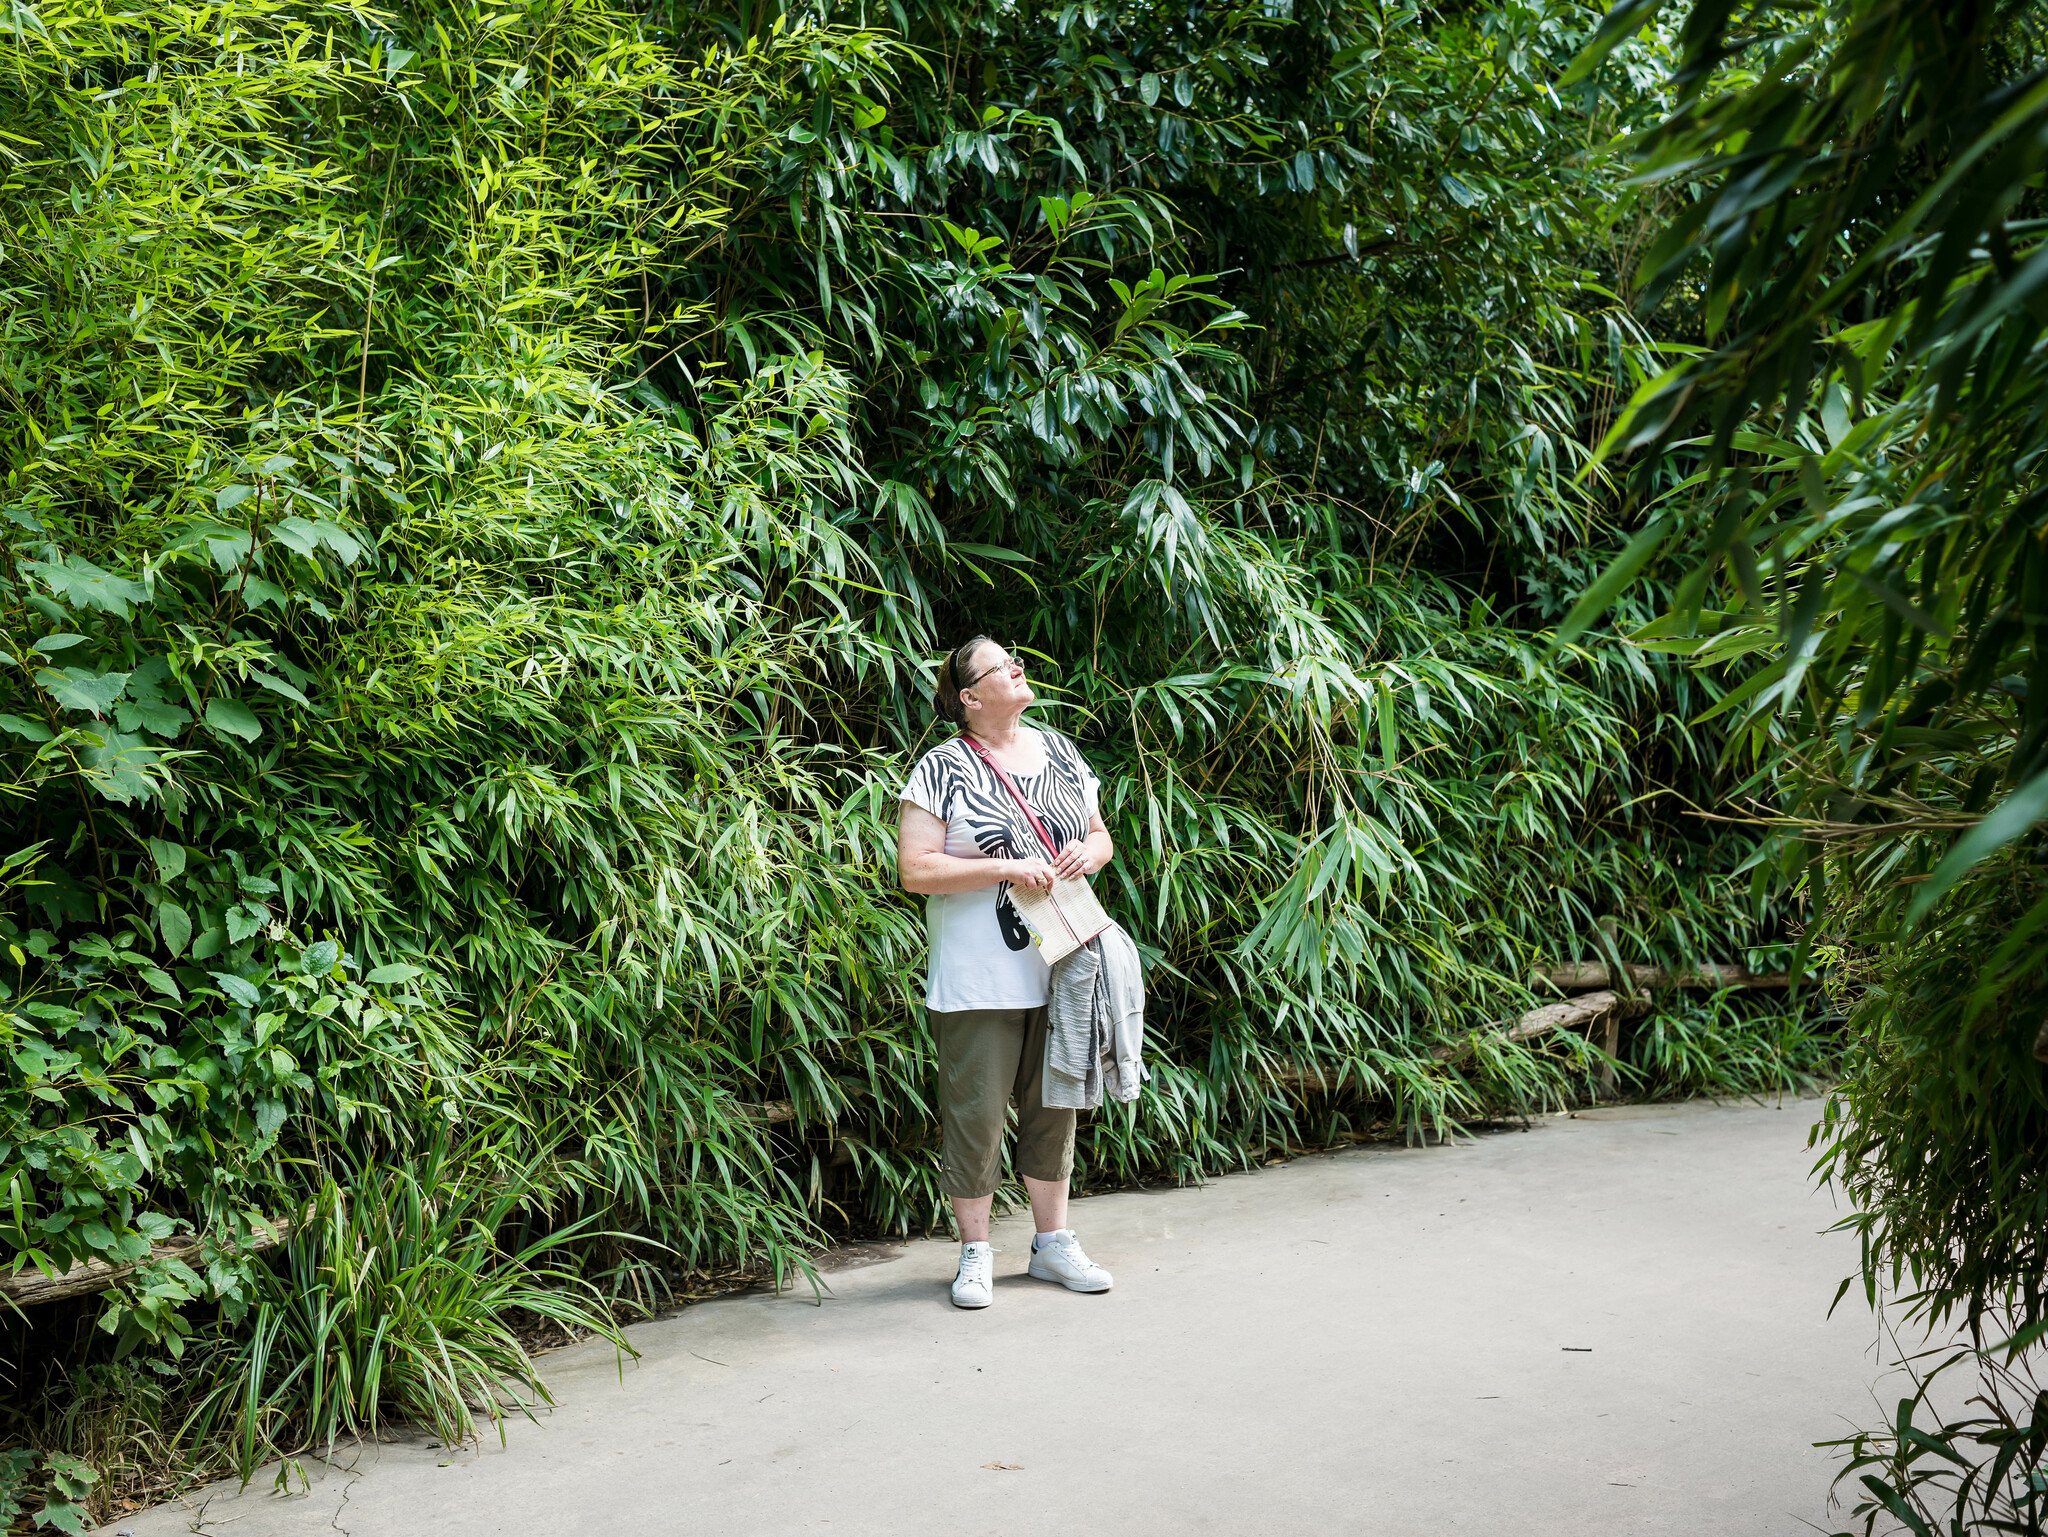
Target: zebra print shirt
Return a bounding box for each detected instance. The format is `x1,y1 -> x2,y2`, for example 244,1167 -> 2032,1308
899,725 -> 1102,1011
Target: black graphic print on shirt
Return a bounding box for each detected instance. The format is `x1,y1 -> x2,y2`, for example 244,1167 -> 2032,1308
901,730 -> 1098,952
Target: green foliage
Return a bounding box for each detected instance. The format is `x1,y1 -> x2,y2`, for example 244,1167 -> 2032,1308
1627,990 -> 1840,1100
1824,1345 -> 2048,1537
1568,0 -> 2048,1325
0,1447 -> 96,1536
0,0 -> 1796,1502
187,1141 -> 637,1484
1563,0 -> 2048,1526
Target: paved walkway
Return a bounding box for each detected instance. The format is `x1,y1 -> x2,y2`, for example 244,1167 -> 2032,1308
113,1099 -> 1883,1536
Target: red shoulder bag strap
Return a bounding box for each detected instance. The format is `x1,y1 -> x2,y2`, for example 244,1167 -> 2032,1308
960,735 -> 1060,859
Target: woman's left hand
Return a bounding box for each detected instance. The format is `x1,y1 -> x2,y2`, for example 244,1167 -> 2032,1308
1051,840 -> 1097,881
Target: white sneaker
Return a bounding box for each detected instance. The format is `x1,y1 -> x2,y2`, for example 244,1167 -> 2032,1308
952,1241 -> 993,1308
1027,1230 -> 1112,1293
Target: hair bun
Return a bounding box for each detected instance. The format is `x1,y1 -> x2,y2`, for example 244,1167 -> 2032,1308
933,633 -> 992,729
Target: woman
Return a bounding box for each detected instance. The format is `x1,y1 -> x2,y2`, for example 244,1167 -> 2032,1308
897,636 -> 1117,1309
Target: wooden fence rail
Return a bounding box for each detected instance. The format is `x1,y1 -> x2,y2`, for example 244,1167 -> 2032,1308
1538,961 -> 1788,993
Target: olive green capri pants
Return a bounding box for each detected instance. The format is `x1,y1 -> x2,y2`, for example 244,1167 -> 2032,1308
931,1006 -> 1077,1200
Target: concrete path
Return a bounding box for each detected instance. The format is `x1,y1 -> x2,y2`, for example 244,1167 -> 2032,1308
112,1098 -> 1885,1536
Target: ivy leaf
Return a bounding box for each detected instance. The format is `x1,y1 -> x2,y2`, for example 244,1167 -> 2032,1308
18,556 -> 149,619
39,1496 -> 94,1535
225,906 -> 265,943
203,529 -> 253,571
147,839 -> 188,881
268,516 -> 323,557
301,939 -> 341,973
35,667 -> 129,717
204,698 -> 262,742
116,698 -> 191,737
0,713 -> 52,742
123,657 -> 177,703
79,729 -> 161,804
311,521 -> 364,563
238,577 -> 290,611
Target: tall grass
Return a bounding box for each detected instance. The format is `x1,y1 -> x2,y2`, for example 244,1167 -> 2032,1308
1628,992 -> 1842,1102
188,1144 -> 640,1484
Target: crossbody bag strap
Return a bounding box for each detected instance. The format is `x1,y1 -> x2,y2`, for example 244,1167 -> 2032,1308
959,735 -> 1060,859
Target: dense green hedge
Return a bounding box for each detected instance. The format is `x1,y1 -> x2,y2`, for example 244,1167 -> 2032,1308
0,0 -> 1806,1507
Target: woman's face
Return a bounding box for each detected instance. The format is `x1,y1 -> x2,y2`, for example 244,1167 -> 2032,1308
960,641 -> 1033,719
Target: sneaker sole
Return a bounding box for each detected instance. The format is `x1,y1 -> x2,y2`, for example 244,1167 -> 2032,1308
1027,1264 -> 1111,1293
952,1293 -> 991,1309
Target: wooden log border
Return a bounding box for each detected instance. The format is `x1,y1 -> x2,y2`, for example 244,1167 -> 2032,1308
1538,961 -> 1788,993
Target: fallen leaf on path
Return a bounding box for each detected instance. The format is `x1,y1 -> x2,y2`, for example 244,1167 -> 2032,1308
982,1461 -> 1024,1471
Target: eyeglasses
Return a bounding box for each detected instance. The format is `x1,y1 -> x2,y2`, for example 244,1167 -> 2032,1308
961,648 -> 1024,690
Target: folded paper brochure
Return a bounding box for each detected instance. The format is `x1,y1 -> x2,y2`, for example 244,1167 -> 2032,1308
1008,874 -> 1113,966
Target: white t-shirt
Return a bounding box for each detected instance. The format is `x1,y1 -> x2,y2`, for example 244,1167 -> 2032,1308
898,726 -> 1102,1012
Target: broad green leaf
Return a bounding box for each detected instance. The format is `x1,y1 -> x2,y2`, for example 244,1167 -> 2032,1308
204,698 -> 262,742
116,699 -> 191,737
249,669 -> 310,707
254,1098 -> 286,1139
310,520 -> 364,563
35,667 -> 128,717
268,516 -> 328,557
238,578 -> 289,611
19,557 -> 149,619
157,902 -> 192,957
80,730 -> 160,804
210,972 -> 263,1007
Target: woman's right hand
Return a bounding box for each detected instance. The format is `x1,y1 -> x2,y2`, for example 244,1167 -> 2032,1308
1004,857 -> 1056,891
